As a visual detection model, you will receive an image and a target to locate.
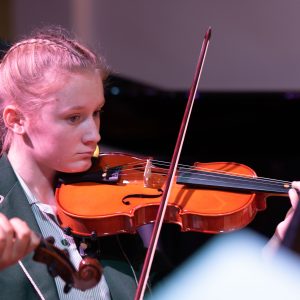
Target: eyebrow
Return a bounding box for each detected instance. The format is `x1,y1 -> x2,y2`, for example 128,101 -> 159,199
61,103 -> 104,112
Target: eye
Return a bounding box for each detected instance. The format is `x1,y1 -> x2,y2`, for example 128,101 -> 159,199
67,115 -> 81,123
93,108 -> 104,118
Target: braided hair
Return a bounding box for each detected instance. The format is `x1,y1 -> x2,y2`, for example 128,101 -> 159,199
0,26 -> 110,153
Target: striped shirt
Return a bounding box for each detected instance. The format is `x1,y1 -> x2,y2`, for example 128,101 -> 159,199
15,172 -> 111,300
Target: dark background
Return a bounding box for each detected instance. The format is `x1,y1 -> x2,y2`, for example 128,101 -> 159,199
102,75 -> 300,267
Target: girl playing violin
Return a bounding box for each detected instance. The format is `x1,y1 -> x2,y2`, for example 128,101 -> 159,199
0,26 -> 157,300
0,24 -> 299,299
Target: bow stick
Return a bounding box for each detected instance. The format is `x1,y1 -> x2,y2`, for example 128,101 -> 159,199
134,27 -> 212,300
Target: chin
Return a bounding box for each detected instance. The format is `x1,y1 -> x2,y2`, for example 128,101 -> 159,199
63,160 -> 92,173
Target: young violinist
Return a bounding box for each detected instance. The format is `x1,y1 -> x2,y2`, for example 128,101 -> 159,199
0,24 -> 299,299
0,26 -> 159,300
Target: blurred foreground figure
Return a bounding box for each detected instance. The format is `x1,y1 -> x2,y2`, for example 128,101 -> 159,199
149,230 -> 300,300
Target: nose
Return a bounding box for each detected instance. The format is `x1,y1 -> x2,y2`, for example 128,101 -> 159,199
82,118 -> 101,145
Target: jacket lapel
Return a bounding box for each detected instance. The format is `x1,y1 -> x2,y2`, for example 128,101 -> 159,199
102,260 -> 138,300
0,154 -> 59,299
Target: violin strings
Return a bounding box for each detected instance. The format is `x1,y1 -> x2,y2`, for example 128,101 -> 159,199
119,169 -> 290,190
114,159 -> 291,188
117,160 -> 288,185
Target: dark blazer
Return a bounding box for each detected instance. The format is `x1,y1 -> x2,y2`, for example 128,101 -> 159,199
0,154 -> 140,300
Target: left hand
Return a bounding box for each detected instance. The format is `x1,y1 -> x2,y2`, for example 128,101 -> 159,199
275,181 -> 300,240
263,181 -> 300,254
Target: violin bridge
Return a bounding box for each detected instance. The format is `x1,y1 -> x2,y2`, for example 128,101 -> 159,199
143,159 -> 152,187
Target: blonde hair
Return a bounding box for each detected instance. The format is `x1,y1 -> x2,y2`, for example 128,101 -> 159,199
0,26 -> 110,153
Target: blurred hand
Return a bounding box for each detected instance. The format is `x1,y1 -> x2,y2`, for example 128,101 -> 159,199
263,181 -> 300,255
275,181 -> 300,240
0,213 -> 40,270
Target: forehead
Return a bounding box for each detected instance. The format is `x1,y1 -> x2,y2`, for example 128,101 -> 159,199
49,71 -> 105,108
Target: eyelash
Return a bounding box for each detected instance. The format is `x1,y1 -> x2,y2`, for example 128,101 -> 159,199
68,115 -> 81,123
93,108 -> 104,117
67,109 -> 103,124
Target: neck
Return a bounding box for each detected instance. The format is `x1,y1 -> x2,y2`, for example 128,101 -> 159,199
8,144 -> 57,206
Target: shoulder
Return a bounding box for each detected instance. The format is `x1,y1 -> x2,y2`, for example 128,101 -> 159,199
0,153 -> 20,197
0,154 -> 18,193
0,154 -> 41,233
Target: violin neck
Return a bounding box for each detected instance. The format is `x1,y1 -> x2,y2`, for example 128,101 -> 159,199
176,169 -> 290,195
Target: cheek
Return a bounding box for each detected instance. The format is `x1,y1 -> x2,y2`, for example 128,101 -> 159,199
27,125 -> 68,157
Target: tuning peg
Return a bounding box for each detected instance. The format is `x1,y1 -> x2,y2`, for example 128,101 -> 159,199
45,236 -> 55,245
63,283 -> 73,294
47,264 -> 58,277
62,249 -> 70,258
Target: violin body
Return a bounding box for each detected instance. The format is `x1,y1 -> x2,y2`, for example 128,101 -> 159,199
55,153 -> 272,237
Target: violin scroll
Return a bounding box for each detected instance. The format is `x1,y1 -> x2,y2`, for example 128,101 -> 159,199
75,257 -> 103,291
33,236 -> 102,293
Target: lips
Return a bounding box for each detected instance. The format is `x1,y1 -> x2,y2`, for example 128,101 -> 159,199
77,152 -> 94,157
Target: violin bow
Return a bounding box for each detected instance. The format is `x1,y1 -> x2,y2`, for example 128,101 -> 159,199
134,27 -> 212,300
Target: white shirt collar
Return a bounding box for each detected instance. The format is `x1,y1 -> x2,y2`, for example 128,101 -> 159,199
13,167 -> 56,217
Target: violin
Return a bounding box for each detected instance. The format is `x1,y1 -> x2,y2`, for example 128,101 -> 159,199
55,152 -> 291,237
33,236 -> 102,293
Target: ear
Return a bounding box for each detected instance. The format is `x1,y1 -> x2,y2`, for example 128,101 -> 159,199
3,105 -> 26,135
